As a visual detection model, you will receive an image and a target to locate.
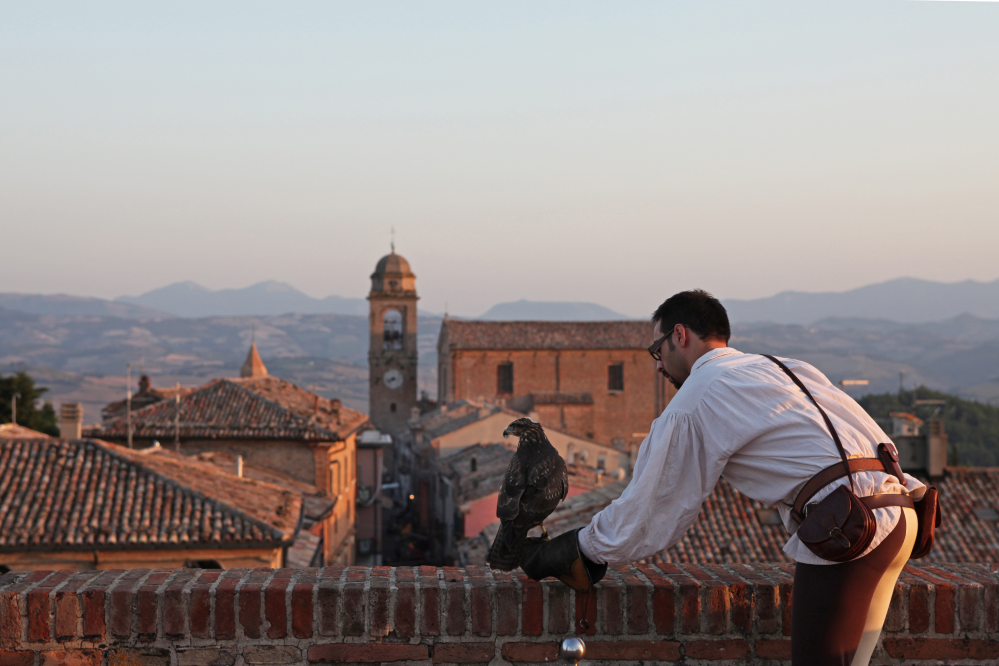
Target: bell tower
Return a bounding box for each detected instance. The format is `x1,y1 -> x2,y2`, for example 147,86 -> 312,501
368,247 -> 419,434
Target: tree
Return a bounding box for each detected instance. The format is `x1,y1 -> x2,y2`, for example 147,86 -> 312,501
0,371 -> 60,436
857,386 -> 999,467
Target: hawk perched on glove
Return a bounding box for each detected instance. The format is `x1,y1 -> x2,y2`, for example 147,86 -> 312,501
487,417 -> 568,571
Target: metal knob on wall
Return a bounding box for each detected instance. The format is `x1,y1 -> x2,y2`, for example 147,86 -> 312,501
559,637 -> 585,665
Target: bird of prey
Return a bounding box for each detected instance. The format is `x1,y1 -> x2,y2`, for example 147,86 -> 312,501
487,417 -> 568,571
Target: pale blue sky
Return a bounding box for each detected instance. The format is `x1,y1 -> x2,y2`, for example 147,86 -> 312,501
1,1 -> 997,317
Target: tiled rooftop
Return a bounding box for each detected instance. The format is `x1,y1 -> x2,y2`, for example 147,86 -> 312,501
463,467 -> 999,565
0,423 -> 51,439
440,320 -> 650,351
0,438 -> 300,552
87,376 -> 367,442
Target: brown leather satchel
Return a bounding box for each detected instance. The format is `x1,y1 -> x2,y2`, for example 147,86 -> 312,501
910,486 -> 941,559
763,355 -> 914,563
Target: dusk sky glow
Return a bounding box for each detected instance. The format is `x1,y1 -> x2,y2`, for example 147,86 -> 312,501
2,1 -> 998,317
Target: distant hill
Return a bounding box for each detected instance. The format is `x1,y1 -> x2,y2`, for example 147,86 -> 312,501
116,281 -> 369,317
858,387 -> 999,467
723,277 -> 999,325
478,300 -> 631,321
0,293 -> 170,319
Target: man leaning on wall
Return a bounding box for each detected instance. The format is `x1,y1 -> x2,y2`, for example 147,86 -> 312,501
520,289 -> 937,666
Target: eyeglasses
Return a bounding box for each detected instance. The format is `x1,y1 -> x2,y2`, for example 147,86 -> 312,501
648,333 -> 669,362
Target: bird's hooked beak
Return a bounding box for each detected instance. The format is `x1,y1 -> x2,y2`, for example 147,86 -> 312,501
502,426 -> 514,437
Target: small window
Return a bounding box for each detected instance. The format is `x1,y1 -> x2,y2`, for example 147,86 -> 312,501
470,456 -> 477,472
497,363 -> 514,394
608,363 -> 624,391
390,403 -> 397,413
597,455 -> 606,470
579,449 -> 588,463
330,460 -> 341,496
383,309 -> 403,350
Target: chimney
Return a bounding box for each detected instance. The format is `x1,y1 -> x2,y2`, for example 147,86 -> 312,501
237,455 -> 244,478
59,403 -> 83,439
927,419 -> 948,477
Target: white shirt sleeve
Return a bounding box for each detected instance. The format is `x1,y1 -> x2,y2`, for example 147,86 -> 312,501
577,409 -> 728,567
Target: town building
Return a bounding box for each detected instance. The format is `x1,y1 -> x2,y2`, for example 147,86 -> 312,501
436,320 -> 675,450
85,351 -> 367,566
101,375 -> 194,422
0,438 -> 301,571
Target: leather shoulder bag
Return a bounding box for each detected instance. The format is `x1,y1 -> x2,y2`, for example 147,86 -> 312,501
762,355 -> 915,562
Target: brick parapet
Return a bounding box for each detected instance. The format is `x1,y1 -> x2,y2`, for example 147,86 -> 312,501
0,562 -> 995,665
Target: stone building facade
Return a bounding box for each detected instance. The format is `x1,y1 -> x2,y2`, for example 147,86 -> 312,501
437,320 -> 676,449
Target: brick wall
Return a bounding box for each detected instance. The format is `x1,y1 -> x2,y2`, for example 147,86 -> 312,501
0,563 -> 995,665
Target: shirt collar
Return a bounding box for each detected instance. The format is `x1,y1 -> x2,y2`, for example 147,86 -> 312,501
690,347 -> 742,375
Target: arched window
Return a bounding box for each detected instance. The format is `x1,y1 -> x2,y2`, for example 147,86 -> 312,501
383,309 -> 403,350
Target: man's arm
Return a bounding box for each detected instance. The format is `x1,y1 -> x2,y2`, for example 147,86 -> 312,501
578,410 -> 727,567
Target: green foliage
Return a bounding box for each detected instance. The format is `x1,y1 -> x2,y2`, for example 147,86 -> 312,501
857,386 -> 999,467
0,371 -> 60,436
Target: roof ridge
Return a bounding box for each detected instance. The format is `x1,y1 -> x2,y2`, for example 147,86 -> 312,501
89,439 -> 292,542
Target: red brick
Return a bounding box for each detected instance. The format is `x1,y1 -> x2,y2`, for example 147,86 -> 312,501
445,578 -> 465,636
620,568 -> 648,635
548,585 -> 570,635
598,577 -> 623,635
316,581 -> 340,636
0,572 -> 48,648
239,584 -> 263,639
634,563 -> 675,635
39,649 -> 101,666
27,586 -> 52,643
214,569 -> 245,640
188,571 -> 220,639
942,564 -> 999,632
79,570 -> 121,640
501,642 -> 559,663
906,566 -> 955,634
730,564 -> 779,635
883,583 -> 906,633
703,565 -> 751,633
163,570 -> 197,638
779,581 -> 793,636
493,576 -> 518,636
136,570 -> 172,639
0,651 -> 34,666
342,583 -> 365,636
264,575 -> 291,639
686,639 -> 750,660
755,639 -> 791,659
308,643 -> 428,662
909,582 -> 930,633
369,577 -> 390,637
420,571 -> 440,636
291,575 -> 316,639
658,566 -> 699,634
679,566 -> 729,636
586,640 -> 681,661
519,576 -> 543,636
470,583 -> 492,637
433,642 -> 495,663
394,583 -> 416,638
883,637 -> 999,660
108,569 -> 149,639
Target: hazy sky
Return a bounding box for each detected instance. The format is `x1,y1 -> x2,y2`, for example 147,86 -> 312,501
2,2 -> 997,317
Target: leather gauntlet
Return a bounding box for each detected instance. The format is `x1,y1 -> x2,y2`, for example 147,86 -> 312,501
519,528 -> 607,592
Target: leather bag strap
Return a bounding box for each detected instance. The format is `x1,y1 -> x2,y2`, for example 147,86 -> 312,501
862,493 -> 914,511
762,354 -> 856,496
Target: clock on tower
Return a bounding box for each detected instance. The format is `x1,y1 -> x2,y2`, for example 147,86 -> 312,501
368,248 -> 418,434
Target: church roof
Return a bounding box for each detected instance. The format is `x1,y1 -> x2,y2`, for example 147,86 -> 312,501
0,437 -> 300,552
440,320 -> 650,351
240,343 -> 268,378
372,251 -> 414,277
86,376 -> 367,443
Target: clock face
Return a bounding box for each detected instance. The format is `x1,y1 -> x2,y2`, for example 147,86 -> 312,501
383,368 -> 404,390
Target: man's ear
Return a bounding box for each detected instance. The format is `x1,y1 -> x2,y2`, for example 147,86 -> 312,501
674,323 -> 687,348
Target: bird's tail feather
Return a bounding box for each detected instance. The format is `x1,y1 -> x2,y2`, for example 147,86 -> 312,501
487,522 -> 530,571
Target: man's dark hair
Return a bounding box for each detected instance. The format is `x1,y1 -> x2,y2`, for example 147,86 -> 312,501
651,290 -> 730,343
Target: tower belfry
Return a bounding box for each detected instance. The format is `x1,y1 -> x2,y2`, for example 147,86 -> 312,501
368,248 -> 418,434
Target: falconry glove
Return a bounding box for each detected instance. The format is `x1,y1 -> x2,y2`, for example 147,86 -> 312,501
519,528 -> 607,592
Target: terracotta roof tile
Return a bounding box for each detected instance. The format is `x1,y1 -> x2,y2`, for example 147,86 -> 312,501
0,438 -> 300,552
86,376 -> 367,442
441,320 -> 649,351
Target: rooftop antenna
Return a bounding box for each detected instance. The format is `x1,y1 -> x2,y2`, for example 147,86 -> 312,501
174,383 -> 181,452
390,226 -> 395,253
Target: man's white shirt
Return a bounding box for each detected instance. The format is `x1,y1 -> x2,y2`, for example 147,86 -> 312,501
578,347 -> 927,566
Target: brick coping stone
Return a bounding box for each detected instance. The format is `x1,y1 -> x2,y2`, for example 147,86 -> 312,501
0,562 -> 995,665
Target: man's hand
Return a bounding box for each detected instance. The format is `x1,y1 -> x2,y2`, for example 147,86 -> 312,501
519,528 -> 608,592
